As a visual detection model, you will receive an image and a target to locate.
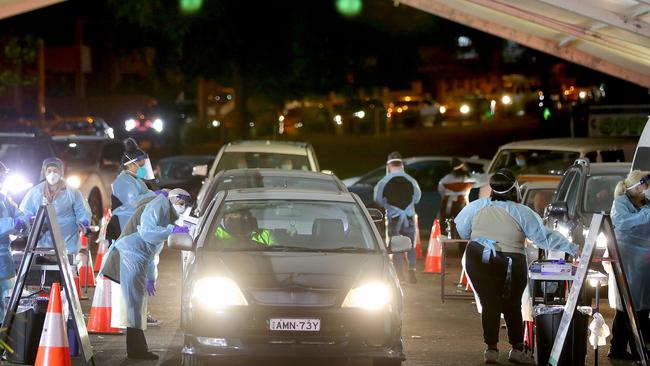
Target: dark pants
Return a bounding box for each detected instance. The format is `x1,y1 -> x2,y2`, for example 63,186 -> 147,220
610,309 -> 650,355
465,242 -> 528,347
388,216 -> 416,272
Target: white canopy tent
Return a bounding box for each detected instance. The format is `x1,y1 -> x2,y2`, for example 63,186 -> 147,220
0,0 -> 65,20
400,0 -> 650,89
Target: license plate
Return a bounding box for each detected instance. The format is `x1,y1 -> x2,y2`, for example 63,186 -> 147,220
269,318 -> 321,332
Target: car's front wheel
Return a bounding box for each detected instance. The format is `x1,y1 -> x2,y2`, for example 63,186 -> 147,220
373,359 -> 402,366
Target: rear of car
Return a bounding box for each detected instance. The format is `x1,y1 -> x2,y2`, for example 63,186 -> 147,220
181,190 -> 405,366
49,116 -> 114,138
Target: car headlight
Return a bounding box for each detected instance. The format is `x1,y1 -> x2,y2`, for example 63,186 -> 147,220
439,106 -> 447,114
2,174 -> 33,194
125,119 -> 136,131
353,110 -> 365,119
106,127 -> 115,139
66,175 -> 83,189
342,282 -> 391,310
192,277 -> 248,309
459,104 -> 471,114
153,118 -> 164,133
501,95 -> 512,105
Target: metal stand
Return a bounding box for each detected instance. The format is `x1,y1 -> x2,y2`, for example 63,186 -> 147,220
440,237 -> 473,302
0,205 -> 95,365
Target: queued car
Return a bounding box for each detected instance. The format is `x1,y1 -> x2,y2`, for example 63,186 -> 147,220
438,95 -> 494,124
193,140 -> 321,209
47,116 -> 114,139
0,131 -> 57,203
194,169 -> 348,216
52,136 -> 125,226
172,188 -> 409,366
346,156 -> 489,234
156,155 -> 215,199
123,105 -> 167,149
544,159 -> 629,250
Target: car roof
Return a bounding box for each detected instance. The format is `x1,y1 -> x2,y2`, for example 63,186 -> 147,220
224,140 -> 310,155
585,162 -> 631,175
497,138 -> 637,152
403,156 -> 490,165
159,155 -> 214,163
218,168 -> 335,180
224,189 -> 354,203
51,135 -> 114,142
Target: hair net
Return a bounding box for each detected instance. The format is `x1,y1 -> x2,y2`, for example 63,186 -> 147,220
168,188 -> 191,205
40,157 -> 65,180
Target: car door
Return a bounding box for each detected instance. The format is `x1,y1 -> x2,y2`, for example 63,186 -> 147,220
348,166 -> 386,207
632,117 -> 650,172
549,165 -> 585,238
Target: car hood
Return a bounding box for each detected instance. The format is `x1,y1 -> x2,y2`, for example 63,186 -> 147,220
193,251 -> 388,306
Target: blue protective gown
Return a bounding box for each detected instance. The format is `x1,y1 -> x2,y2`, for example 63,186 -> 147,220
610,194 -> 650,311
20,182 -> 91,255
454,198 -> 578,258
373,171 -> 422,230
0,193 -> 24,318
113,195 -> 174,329
111,171 -> 155,230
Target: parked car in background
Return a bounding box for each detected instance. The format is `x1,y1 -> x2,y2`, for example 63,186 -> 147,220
544,159 -> 629,252
48,116 -> 114,139
194,169 -> 348,216
0,131 -> 57,203
156,155 -> 215,199
175,188 -> 409,366
193,140 -> 321,209
52,136 -> 124,226
346,156 -> 489,234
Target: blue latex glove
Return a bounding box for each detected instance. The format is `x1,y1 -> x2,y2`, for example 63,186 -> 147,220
80,219 -> 89,228
172,225 -> 190,234
14,219 -> 26,231
154,190 -> 168,197
146,280 -> 156,296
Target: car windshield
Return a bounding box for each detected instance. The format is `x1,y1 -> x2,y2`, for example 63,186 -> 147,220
216,152 -> 311,171
53,120 -> 104,134
204,200 -> 377,252
583,174 -> 625,214
215,175 -> 340,192
491,149 -> 580,175
53,141 -> 98,165
0,138 -> 54,184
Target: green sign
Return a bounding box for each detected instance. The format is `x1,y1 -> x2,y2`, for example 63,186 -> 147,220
336,0 -> 362,17
180,0 -> 203,13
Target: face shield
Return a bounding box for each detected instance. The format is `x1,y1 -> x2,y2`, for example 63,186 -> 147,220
123,153 -> 155,180
491,179 -> 522,202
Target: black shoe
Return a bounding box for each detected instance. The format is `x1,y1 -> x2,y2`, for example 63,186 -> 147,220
128,351 -> 159,360
409,270 -> 417,284
608,349 -> 635,360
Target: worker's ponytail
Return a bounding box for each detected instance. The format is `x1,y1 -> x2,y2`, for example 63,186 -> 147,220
615,170 -> 650,198
614,180 -> 627,198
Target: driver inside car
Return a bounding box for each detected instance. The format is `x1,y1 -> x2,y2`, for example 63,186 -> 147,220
214,210 -> 275,245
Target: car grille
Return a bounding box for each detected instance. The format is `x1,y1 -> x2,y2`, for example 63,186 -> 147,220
248,288 -> 341,307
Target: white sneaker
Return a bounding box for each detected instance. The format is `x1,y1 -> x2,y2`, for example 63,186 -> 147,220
484,349 -> 499,364
508,349 -> 534,364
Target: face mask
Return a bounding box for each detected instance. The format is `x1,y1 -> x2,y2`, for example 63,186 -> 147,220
515,159 -> 526,167
136,167 -> 147,179
46,172 -> 61,185
173,204 -> 187,215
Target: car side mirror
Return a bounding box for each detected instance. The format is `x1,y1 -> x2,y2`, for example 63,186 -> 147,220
367,208 -> 384,222
193,164 -> 208,177
388,235 -> 412,253
546,201 -> 568,218
167,233 -> 194,251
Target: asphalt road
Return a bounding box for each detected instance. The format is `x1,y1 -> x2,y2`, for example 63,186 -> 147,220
43,244 -> 640,366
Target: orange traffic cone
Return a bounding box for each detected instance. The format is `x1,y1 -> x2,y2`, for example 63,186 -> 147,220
34,282 -> 72,366
94,239 -> 108,273
424,219 -> 442,273
77,251 -> 95,288
414,215 -> 423,260
73,275 -> 87,300
459,267 -> 468,285
88,276 -> 123,335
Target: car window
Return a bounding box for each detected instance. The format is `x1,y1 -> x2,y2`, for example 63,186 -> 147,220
555,169 -> 579,202
633,147 -> 650,171
465,162 -> 485,174
100,142 -> 124,165
216,152 -> 311,172
357,166 -> 386,186
585,151 -> 597,163
565,173 -> 582,217
54,141 -> 99,165
215,175 -> 340,192
204,200 -> 377,252
523,188 -> 555,216
600,149 -> 625,163
407,161 -> 449,190
583,174 -> 624,214
490,149 -> 580,175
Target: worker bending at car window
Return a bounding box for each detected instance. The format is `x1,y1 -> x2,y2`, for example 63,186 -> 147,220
438,158 -> 475,237
607,170 -> 650,361
20,157 -> 91,255
454,168 -> 577,365
109,189 -> 190,360
374,151 -> 421,284
109,138 -> 158,237
215,210 -> 275,245
0,161 -> 27,318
